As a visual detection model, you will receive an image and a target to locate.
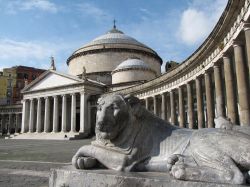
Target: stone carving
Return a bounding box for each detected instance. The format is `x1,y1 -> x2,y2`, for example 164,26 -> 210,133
82,66 -> 87,80
215,116 -> 250,136
72,94 -> 250,185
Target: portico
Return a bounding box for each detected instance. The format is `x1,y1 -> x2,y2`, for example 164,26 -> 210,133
17,70 -> 104,139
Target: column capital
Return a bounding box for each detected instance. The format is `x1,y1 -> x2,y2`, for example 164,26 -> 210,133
44,96 -> 50,100
213,63 -> 221,68
52,95 -> 58,99
222,52 -> 230,58
195,74 -> 203,80
243,22 -> 250,31
170,89 -> 176,93
160,92 -> 166,96
80,91 -> 87,95
205,68 -> 213,74
71,93 -> 76,96
186,81 -> 193,86
178,84 -> 185,89
232,40 -> 244,47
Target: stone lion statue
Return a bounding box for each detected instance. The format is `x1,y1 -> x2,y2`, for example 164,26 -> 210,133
72,94 -> 250,185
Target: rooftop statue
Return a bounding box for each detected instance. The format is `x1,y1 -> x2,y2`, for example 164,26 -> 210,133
72,94 -> 250,185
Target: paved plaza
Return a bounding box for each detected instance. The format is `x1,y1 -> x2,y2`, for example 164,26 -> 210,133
0,138 -> 93,187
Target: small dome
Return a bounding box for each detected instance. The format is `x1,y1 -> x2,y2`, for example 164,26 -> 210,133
113,58 -> 151,72
111,58 -> 157,86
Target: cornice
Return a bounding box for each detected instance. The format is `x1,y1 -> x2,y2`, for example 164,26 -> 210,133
66,48 -> 163,65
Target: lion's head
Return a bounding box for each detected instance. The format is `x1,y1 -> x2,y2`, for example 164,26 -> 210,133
95,94 -> 141,141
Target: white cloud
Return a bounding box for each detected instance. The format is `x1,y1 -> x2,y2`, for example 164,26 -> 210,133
6,0 -> 58,14
178,0 -> 227,45
0,39 -> 55,60
77,3 -> 112,22
0,38 -> 71,72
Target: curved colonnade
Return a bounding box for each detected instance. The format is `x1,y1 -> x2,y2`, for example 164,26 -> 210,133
112,0 -> 250,128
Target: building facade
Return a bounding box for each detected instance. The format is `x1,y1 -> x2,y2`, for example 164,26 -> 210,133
0,66 -> 45,135
5,0 -> 250,139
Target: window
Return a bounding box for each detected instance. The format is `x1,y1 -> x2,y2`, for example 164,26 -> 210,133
7,80 -> 12,87
24,74 -> 28,79
32,75 -> 36,80
17,81 -> 23,88
17,73 -> 23,79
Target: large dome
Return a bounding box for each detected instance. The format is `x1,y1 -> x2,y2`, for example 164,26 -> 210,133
67,26 -> 162,85
69,27 -> 159,57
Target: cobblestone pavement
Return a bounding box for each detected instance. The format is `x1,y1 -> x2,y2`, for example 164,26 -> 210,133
0,138 -> 93,187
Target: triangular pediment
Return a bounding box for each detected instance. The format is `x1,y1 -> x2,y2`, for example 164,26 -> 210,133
23,70 -> 83,92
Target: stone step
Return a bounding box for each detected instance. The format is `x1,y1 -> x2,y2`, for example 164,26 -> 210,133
10,132 -> 88,140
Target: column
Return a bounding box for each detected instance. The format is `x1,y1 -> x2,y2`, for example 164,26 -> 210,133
52,96 -> 59,133
187,82 -> 194,129
70,93 -> 76,133
161,93 -> 166,120
44,97 -> 50,133
196,77 -> 204,129
170,90 -> 176,125
145,97 -> 149,110
166,94 -> 171,122
36,98 -> 42,132
178,87 -> 185,128
8,114 -> 13,134
2,115 -> 6,134
15,113 -> 20,133
80,91 -> 89,134
153,96 -> 157,115
223,55 -> 237,123
61,95 -> 67,132
243,23 -> 250,79
21,99 -> 29,133
0,114 -> 3,134
214,64 -> 225,117
233,41 -> 250,126
28,99 -> 34,133
205,71 -> 215,128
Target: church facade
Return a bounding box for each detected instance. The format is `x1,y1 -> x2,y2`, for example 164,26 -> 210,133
2,0 -> 250,139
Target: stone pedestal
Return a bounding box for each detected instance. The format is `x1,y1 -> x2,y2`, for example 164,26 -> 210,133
49,166 -> 247,187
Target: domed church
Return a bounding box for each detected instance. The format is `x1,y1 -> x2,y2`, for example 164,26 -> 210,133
15,24 -> 163,139
67,24 -> 162,87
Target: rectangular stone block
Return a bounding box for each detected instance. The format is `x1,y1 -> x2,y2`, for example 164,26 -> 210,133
49,166 -> 248,187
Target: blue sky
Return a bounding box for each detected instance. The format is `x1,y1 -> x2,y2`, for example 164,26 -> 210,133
0,0 -> 227,73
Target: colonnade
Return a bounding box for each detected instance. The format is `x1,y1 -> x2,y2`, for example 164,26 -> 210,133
21,91 -> 90,134
143,38 -> 250,128
0,113 -> 22,134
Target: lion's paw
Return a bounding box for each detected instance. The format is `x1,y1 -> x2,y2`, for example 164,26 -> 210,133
72,156 -> 97,169
166,154 -> 185,171
170,162 -> 201,181
171,162 -> 186,180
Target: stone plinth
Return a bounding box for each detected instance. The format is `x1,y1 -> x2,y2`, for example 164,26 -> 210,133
49,166 -> 248,187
